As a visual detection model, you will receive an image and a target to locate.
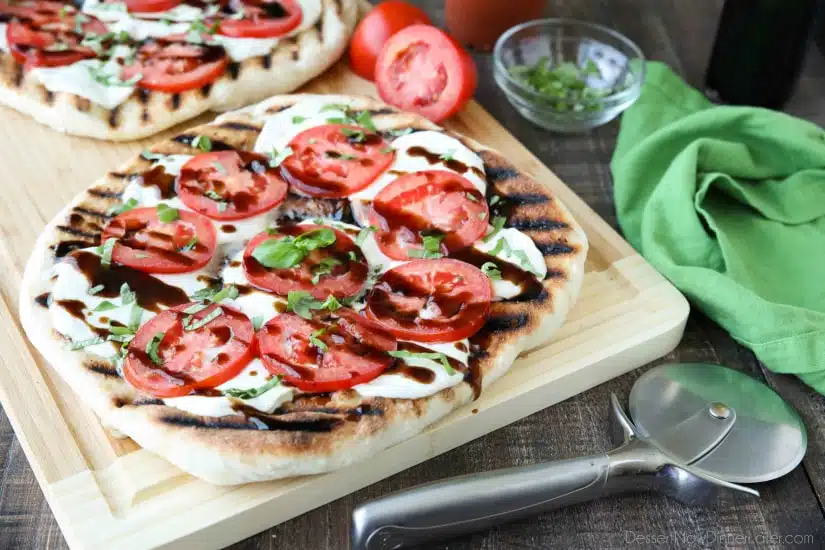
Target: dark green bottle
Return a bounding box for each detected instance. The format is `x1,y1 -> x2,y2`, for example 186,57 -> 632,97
705,0 -> 820,109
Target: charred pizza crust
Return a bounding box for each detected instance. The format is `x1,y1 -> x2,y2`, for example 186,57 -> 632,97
0,0 -> 359,141
20,94 -> 588,484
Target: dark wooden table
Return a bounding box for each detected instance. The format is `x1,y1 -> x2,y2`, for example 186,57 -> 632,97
4,1 -> 825,548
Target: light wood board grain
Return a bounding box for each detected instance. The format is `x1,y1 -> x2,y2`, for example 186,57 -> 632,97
0,60 -> 689,549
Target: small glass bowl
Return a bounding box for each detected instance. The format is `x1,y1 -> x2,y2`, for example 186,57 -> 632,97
494,19 -> 645,132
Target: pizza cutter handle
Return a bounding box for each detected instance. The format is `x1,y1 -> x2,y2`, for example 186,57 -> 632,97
351,454 -> 611,550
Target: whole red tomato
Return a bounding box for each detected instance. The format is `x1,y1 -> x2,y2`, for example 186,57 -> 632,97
348,1 -> 432,81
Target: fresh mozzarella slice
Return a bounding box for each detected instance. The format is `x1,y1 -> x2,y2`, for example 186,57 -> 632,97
0,23 -> 8,53
254,98 -> 349,154
81,0 -> 130,21
31,58 -> 136,110
354,354 -> 465,399
49,250 -> 151,357
109,18 -> 190,40
474,228 -> 547,299
220,251 -> 286,321
163,360 -> 295,417
349,130 -> 487,226
153,154 -> 193,176
212,35 -> 279,62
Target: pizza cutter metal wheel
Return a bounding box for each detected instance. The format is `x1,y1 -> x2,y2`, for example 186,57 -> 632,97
350,362 -> 807,550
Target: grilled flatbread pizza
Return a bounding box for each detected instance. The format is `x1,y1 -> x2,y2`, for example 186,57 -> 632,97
20,94 -> 588,485
0,0 -> 359,140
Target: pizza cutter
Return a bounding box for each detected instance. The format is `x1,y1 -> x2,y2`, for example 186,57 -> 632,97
351,362 -> 807,550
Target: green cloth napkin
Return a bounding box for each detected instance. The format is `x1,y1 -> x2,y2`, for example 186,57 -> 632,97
611,61 -> 825,395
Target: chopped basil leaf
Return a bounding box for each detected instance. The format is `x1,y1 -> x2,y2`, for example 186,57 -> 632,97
311,257 -> 342,284
489,195 -> 501,206
182,302 -> 211,315
309,328 -> 328,352
156,203 -> 179,223
511,250 -> 540,275
192,135 -> 212,152
191,284 -> 221,301
268,146 -> 294,168
128,304 -> 143,331
212,284 -> 239,303
87,64 -> 140,87
380,147 -> 394,154
355,225 -> 377,246
341,127 -> 366,142
483,216 -> 507,243
183,307 -> 223,331
109,325 -> 135,337
326,117 -> 347,125
252,228 -> 336,269
409,233 -> 444,259
481,262 -> 502,280
141,150 -> 166,161
119,283 -> 136,305
347,250 -> 357,261
69,336 -> 104,351
88,284 -> 105,296
478,211 -> 487,220
212,161 -> 227,174
180,236 -> 198,252
134,252 -> 149,259
252,316 -> 264,331
489,236 -> 510,257
354,110 -> 377,132
321,103 -> 349,112
145,332 -> 165,365
99,238 -> 116,268
204,189 -> 223,201
287,291 -> 322,319
94,301 -> 117,312
440,149 -> 457,162
387,350 -> 455,375
107,333 -> 134,344
216,202 -> 228,213
508,57 -> 618,113
223,375 -> 282,399
292,115 -> 307,124
308,138 -> 318,144
109,197 -> 138,216
466,192 -> 479,202
320,295 -> 342,311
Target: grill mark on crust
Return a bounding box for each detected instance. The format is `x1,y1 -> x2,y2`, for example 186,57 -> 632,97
137,88 -> 150,104
536,241 -> 575,256
35,292 -> 51,308
486,166 -> 520,184
142,108 -> 150,123
218,121 -> 261,132
56,224 -> 99,240
174,133 -> 234,150
171,93 -> 181,110
503,287 -> 549,305
160,414 -> 344,432
545,269 -> 566,279
73,95 -> 91,112
227,61 -> 240,80
508,218 -> 569,231
45,90 -> 54,104
368,108 -> 396,116
134,398 -> 164,406
53,240 -> 91,258
108,106 -> 120,128
504,193 -> 549,205
13,63 -> 24,87
85,360 -> 119,377
260,53 -> 272,70
199,83 -> 212,98
73,206 -> 110,220
484,313 -> 530,333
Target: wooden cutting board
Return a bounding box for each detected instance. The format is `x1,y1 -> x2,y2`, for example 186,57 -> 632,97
0,61 -> 689,550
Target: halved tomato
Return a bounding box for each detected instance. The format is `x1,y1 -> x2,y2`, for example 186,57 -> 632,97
123,303 -> 255,398
281,123 -> 395,198
368,170 -> 488,261
6,13 -> 108,68
100,206 -> 217,274
120,0 -> 182,13
243,224 -> 368,299
375,24 -> 477,123
177,150 -> 289,221
120,37 -> 228,93
218,0 -> 302,39
348,1 -> 431,81
258,308 -> 397,392
366,259 -> 492,342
